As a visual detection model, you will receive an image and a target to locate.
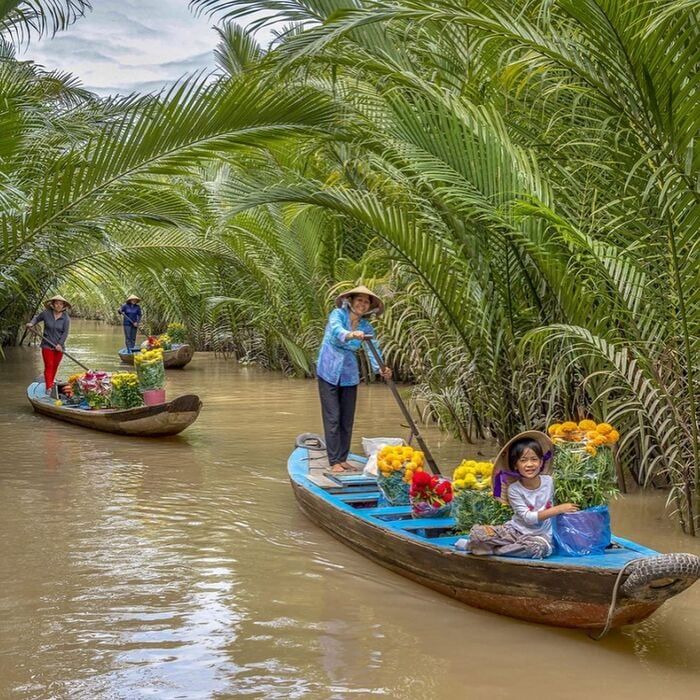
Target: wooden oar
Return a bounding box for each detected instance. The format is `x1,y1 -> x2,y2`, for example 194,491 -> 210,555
364,337 -> 441,475
27,325 -> 92,372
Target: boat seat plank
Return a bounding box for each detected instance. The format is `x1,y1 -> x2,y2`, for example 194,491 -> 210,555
389,517 -> 456,530
335,491 -> 382,502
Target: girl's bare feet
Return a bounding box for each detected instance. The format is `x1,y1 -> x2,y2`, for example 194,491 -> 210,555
341,461 -> 360,472
330,463 -> 346,473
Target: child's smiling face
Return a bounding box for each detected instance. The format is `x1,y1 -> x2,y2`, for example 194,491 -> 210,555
515,447 -> 542,479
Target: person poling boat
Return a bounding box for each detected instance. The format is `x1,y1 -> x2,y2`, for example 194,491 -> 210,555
316,285 -> 392,474
25,295 -> 72,397
117,294 -> 142,352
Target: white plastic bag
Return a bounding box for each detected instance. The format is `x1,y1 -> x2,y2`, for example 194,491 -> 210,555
361,437 -> 405,477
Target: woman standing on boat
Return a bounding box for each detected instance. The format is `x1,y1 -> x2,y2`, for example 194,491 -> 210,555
118,294 -> 142,352
25,295 -> 71,396
317,285 -> 392,473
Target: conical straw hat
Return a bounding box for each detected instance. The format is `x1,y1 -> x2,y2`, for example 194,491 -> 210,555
125,294 -> 141,303
44,294 -> 72,309
335,285 -> 384,316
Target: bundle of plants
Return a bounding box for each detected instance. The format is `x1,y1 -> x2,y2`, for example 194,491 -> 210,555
134,348 -> 165,391
376,445 -> 425,505
451,460 -> 510,533
65,373 -> 85,405
111,372 -> 144,409
166,322 -> 187,344
77,371 -> 113,409
409,471 -> 453,519
548,420 -> 620,555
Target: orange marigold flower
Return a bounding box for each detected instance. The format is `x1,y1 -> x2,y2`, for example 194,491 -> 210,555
547,423 -> 562,436
596,423 -> 613,435
561,421 -> 577,432
578,419 -> 596,431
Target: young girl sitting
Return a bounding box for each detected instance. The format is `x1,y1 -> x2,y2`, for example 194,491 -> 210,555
465,431 -> 579,559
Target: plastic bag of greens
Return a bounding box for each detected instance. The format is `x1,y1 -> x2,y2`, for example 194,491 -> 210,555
553,505 -> 611,556
376,471 -> 410,505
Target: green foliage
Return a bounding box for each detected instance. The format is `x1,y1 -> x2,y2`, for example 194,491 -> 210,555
553,443 -> 620,511
452,490 -> 512,535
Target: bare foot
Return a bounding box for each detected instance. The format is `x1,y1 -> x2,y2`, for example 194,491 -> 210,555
330,463 -> 346,473
341,461 -> 360,472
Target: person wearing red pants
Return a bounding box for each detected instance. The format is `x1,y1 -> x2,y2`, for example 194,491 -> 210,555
26,295 -> 72,395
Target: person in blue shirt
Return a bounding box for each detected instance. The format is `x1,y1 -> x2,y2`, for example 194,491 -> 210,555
317,285 -> 392,473
117,294 -> 142,352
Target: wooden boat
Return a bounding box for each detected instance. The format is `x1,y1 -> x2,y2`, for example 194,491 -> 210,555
289,435 -> 700,632
27,382 -> 202,436
119,344 -> 194,369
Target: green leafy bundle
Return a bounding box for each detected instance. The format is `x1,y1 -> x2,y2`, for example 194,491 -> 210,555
553,443 -> 619,510
452,489 -> 511,534
376,471 -> 410,506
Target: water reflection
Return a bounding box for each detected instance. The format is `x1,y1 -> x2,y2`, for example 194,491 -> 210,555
0,321 -> 698,699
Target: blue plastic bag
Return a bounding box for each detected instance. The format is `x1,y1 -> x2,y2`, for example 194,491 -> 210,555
553,505 -> 611,556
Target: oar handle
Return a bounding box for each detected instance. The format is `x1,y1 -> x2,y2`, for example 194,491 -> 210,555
26,325 -> 92,373
363,337 -> 440,475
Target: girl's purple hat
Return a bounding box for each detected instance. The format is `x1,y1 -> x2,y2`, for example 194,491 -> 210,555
491,431 -> 554,501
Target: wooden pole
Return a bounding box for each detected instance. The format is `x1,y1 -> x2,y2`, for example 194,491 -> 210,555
364,338 -> 440,475
27,326 -> 91,373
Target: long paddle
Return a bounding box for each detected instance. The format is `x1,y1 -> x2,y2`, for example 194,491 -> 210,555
27,325 -> 92,373
364,337 -> 441,475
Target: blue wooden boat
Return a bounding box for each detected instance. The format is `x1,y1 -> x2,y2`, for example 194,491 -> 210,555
27,382 -> 201,436
289,436 -> 700,631
119,343 -> 193,368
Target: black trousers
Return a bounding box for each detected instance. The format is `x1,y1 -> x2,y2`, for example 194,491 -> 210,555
318,377 -> 358,465
123,323 -> 138,350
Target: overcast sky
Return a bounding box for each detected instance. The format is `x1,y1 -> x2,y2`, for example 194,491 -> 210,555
22,1 -> 269,95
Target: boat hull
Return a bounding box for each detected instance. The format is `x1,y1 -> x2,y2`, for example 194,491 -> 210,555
288,443 -> 699,631
119,344 -> 194,368
291,480 -> 657,629
27,383 -> 201,436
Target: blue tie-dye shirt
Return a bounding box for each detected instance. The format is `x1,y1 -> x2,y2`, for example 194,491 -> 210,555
316,307 -> 382,386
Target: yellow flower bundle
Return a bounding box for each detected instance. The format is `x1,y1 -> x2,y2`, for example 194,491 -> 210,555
377,445 -> 425,483
547,419 -> 620,457
134,348 -> 164,365
452,460 -> 494,492
111,372 -> 139,388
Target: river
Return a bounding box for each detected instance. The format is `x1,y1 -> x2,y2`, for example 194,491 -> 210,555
0,321 -> 698,699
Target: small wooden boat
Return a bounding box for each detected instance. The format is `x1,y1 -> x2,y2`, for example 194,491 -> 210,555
119,344 -> 194,369
27,382 -> 202,436
289,436 -> 700,632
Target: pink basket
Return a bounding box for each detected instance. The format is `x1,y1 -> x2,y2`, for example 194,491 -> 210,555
142,388 -> 166,406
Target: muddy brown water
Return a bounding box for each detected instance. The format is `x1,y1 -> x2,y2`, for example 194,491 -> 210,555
0,321 -> 698,699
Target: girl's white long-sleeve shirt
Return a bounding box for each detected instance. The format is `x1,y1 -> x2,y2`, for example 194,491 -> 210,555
506,475 -> 554,538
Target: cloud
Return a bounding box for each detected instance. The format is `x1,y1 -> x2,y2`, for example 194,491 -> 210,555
22,0 -> 223,94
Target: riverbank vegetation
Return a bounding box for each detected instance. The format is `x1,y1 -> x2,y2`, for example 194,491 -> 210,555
0,0 -> 697,532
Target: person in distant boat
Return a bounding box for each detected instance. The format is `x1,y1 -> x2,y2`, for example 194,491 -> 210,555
463,431 -> 579,559
317,285 -> 392,473
118,294 -> 142,352
25,294 -> 72,396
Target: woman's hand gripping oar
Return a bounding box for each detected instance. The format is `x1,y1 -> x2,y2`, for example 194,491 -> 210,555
26,325 -> 92,373
363,336 -> 441,475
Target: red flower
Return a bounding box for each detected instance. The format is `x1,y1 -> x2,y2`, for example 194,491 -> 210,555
444,492 -> 453,503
